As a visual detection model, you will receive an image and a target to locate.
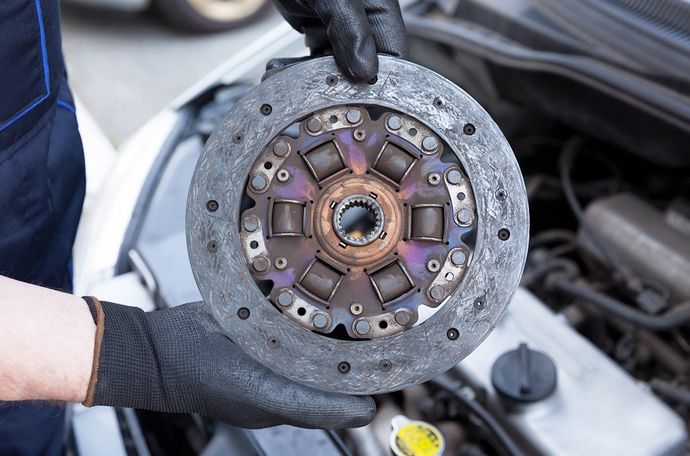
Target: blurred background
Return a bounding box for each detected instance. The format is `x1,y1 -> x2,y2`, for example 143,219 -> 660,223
62,0 -> 280,145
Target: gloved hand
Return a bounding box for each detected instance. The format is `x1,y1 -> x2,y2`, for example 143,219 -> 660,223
81,298 -> 375,429
270,0 -> 408,82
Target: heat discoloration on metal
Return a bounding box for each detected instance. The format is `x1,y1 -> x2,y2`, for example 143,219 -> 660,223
186,56 -> 529,395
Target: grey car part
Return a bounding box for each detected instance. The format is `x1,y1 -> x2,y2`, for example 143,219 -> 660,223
186,56 -> 529,395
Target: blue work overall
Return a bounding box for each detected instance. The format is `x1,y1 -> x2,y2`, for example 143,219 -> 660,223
0,1 -> 86,454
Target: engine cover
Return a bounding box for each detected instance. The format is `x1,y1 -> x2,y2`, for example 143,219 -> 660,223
186,56 -> 529,394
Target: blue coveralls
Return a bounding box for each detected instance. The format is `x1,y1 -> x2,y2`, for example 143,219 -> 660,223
0,1 -> 86,454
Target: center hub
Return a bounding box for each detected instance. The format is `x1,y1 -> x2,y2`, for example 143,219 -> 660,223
333,194 -> 384,247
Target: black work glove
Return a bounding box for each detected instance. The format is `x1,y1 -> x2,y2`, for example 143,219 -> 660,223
82,298 -> 375,429
270,0 -> 408,82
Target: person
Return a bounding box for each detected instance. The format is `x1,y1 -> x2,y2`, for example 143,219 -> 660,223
0,0 -> 408,454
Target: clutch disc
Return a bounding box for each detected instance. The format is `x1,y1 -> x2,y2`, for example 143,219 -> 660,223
186,56 -> 529,395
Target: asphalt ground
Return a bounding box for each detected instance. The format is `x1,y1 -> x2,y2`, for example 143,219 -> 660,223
61,3 -> 283,145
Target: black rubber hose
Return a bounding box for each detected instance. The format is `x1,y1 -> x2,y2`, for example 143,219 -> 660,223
552,278 -> 690,331
429,378 -> 527,456
650,379 -> 690,406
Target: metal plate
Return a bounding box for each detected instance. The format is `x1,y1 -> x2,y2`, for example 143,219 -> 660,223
186,56 -> 529,395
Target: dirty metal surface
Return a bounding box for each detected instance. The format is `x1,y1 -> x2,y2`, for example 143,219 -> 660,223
186,56 -> 529,395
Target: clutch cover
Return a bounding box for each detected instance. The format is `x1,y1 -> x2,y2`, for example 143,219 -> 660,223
186,56 -> 528,395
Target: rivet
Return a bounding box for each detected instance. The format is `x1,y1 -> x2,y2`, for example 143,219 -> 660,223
394,310 -> 412,326
273,141 -> 290,157
252,257 -> 270,273
277,169 -> 290,182
306,117 -> 323,133
350,303 -> 363,315
353,129 -> 366,142
447,328 -> 459,340
456,208 -> 473,225
447,169 -> 463,185
430,285 -> 446,301
338,361 -> 351,374
206,200 -> 218,212
237,307 -> 250,320
387,115 -> 402,130
276,290 -> 293,307
354,319 -> 371,335
422,136 -> 438,152
250,175 -> 267,191
243,216 -> 259,232
428,173 -> 441,186
275,256 -> 288,270
474,298 -> 486,310
427,259 -> 441,272
346,109 -> 362,124
496,188 -> 508,201
313,313 -> 329,329
379,359 -> 392,372
451,250 -> 467,266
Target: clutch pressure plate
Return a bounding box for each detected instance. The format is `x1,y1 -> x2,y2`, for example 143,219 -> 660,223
186,56 -> 529,394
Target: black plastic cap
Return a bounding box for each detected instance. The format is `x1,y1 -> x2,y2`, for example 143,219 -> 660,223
491,343 -> 558,403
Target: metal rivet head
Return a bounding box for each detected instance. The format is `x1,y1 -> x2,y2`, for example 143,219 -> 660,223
276,290 -> 293,307
243,216 -> 259,232
267,337 -> 280,348
250,175 -> 267,191
237,307 -> 250,320
277,169 -> 290,182
252,257 -> 270,273
447,169 -> 463,185
474,298 -> 486,310
206,240 -> 218,253
206,200 -> 218,212
427,259 -> 441,272
387,115 -> 402,130
379,359 -> 392,372
498,228 -> 511,241
433,97 -> 446,108
350,303 -> 363,315
353,129 -> 366,142
326,74 -> 338,86
394,310 -> 412,326
260,104 -> 272,116
422,136 -> 438,152
451,250 -> 467,266
346,109 -> 362,124
447,328 -> 459,340
463,123 -> 476,135
428,173 -> 441,186
313,313 -> 329,329
306,117 -> 323,133
354,319 -> 371,335
273,141 -> 290,157
275,256 -> 288,270
338,361 -> 351,374
457,208 -> 473,225
430,285 -> 446,301
496,188 -> 508,200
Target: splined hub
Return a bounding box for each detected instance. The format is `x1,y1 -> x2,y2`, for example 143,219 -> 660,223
333,194 -> 384,247
186,56 -> 529,395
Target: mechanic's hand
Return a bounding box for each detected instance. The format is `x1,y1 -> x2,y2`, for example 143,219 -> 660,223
271,0 -> 408,82
82,298 -> 375,429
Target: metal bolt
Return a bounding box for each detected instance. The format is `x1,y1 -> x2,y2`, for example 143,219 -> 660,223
346,109 -> 362,124
306,117 -> 323,133
394,310 -> 412,326
451,250 -> 467,266
353,129 -> 366,142
243,216 -> 259,232
350,303 -> 363,315
313,313 -> 329,329
457,208 -> 473,225
354,319 -> 371,335
277,169 -> 290,182
430,285 -> 446,301
447,169 -> 463,185
252,256 -> 270,273
275,256 -> 287,270
273,141 -> 290,157
276,290 -> 293,307
422,136 -> 438,152
427,259 -> 441,272
387,115 -> 402,130
428,173 -> 441,186
250,175 -> 267,191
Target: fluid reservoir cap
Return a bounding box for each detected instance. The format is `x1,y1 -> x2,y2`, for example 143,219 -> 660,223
491,343 -> 557,403
390,415 -> 445,456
